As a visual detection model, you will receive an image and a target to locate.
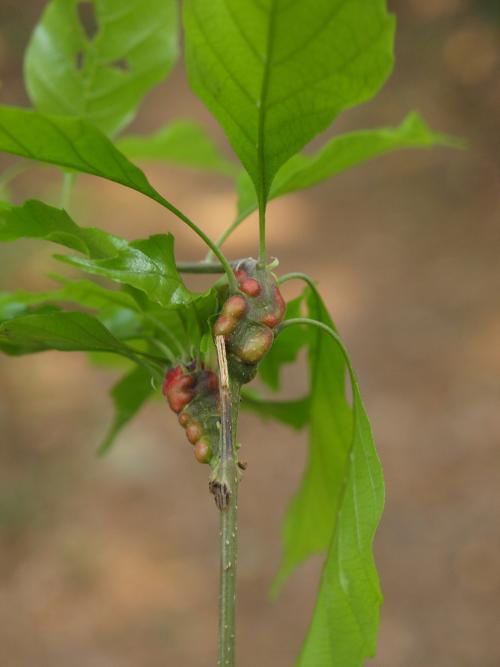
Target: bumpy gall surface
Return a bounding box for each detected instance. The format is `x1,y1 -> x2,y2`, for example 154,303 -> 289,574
186,421 -> 203,445
240,277 -> 261,297
194,439 -> 212,463
213,259 -> 286,384
163,363 -> 220,465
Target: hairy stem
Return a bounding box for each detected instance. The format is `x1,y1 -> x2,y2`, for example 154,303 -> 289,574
214,335 -> 241,667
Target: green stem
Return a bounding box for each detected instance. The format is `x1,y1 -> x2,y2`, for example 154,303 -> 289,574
177,261 -> 227,274
205,205 -> 257,262
258,200 -> 267,267
59,172 -> 76,210
219,483 -> 238,667
154,194 -> 237,290
278,316 -> 337,341
278,271 -> 318,292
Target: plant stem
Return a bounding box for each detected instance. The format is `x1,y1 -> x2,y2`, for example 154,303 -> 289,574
258,201 -> 267,267
177,261 -> 226,274
59,172 -> 76,210
278,271 -> 318,292
219,486 -> 238,667
214,335 -> 241,667
204,205 -> 256,262
153,193 -> 238,290
278,316 -> 336,338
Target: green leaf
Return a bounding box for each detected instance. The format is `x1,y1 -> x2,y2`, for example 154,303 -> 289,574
0,106 -> 161,197
273,290 -> 352,593
57,234 -> 194,307
273,112 -> 462,198
0,278 -> 143,341
0,200 -> 195,307
241,389 -> 309,431
237,112 -> 461,215
0,311 -> 132,356
98,365 -> 155,455
0,106 -> 229,265
0,198 -> 120,255
117,120 -> 237,176
0,107 -> 235,269
25,0 -> 178,136
184,0 -> 395,203
297,320 -> 384,666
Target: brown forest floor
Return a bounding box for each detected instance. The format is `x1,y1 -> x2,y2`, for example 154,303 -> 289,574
0,1 -> 499,666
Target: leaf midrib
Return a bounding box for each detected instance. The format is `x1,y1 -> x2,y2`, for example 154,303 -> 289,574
256,0 -> 277,201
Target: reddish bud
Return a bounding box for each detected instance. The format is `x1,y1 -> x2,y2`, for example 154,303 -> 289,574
223,294 -> 247,319
167,390 -> 194,413
186,421 -> 203,444
235,268 -> 248,283
260,314 -> 276,328
240,278 -> 261,297
213,314 -> 237,337
260,286 -> 286,328
162,366 -> 183,396
194,439 -> 212,464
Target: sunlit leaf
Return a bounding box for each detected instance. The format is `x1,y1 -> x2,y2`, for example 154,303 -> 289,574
117,120 -> 237,176
237,112 -> 461,216
0,106 -> 160,196
0,106 -> 223,252
25,0 -> 178,136
184,0 -> 395,203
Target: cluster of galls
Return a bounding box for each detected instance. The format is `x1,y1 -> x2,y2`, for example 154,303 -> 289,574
213,259 -> 286,384
162,362 -> 219,465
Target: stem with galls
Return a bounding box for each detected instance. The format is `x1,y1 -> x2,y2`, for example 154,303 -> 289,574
213,335 -> 241,667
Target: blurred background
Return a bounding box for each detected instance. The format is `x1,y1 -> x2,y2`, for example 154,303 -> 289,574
0,1 -> 499,665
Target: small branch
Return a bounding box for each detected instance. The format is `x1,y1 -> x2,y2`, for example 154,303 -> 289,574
212,335 -> 240,667
154,195 -> 238,290
277,271 -> 318,292
177,258 -> 279,275
59,172 -> 76,210
204,204 -> 256,262
258,200 -> 267,267
177,261 -> 227,274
